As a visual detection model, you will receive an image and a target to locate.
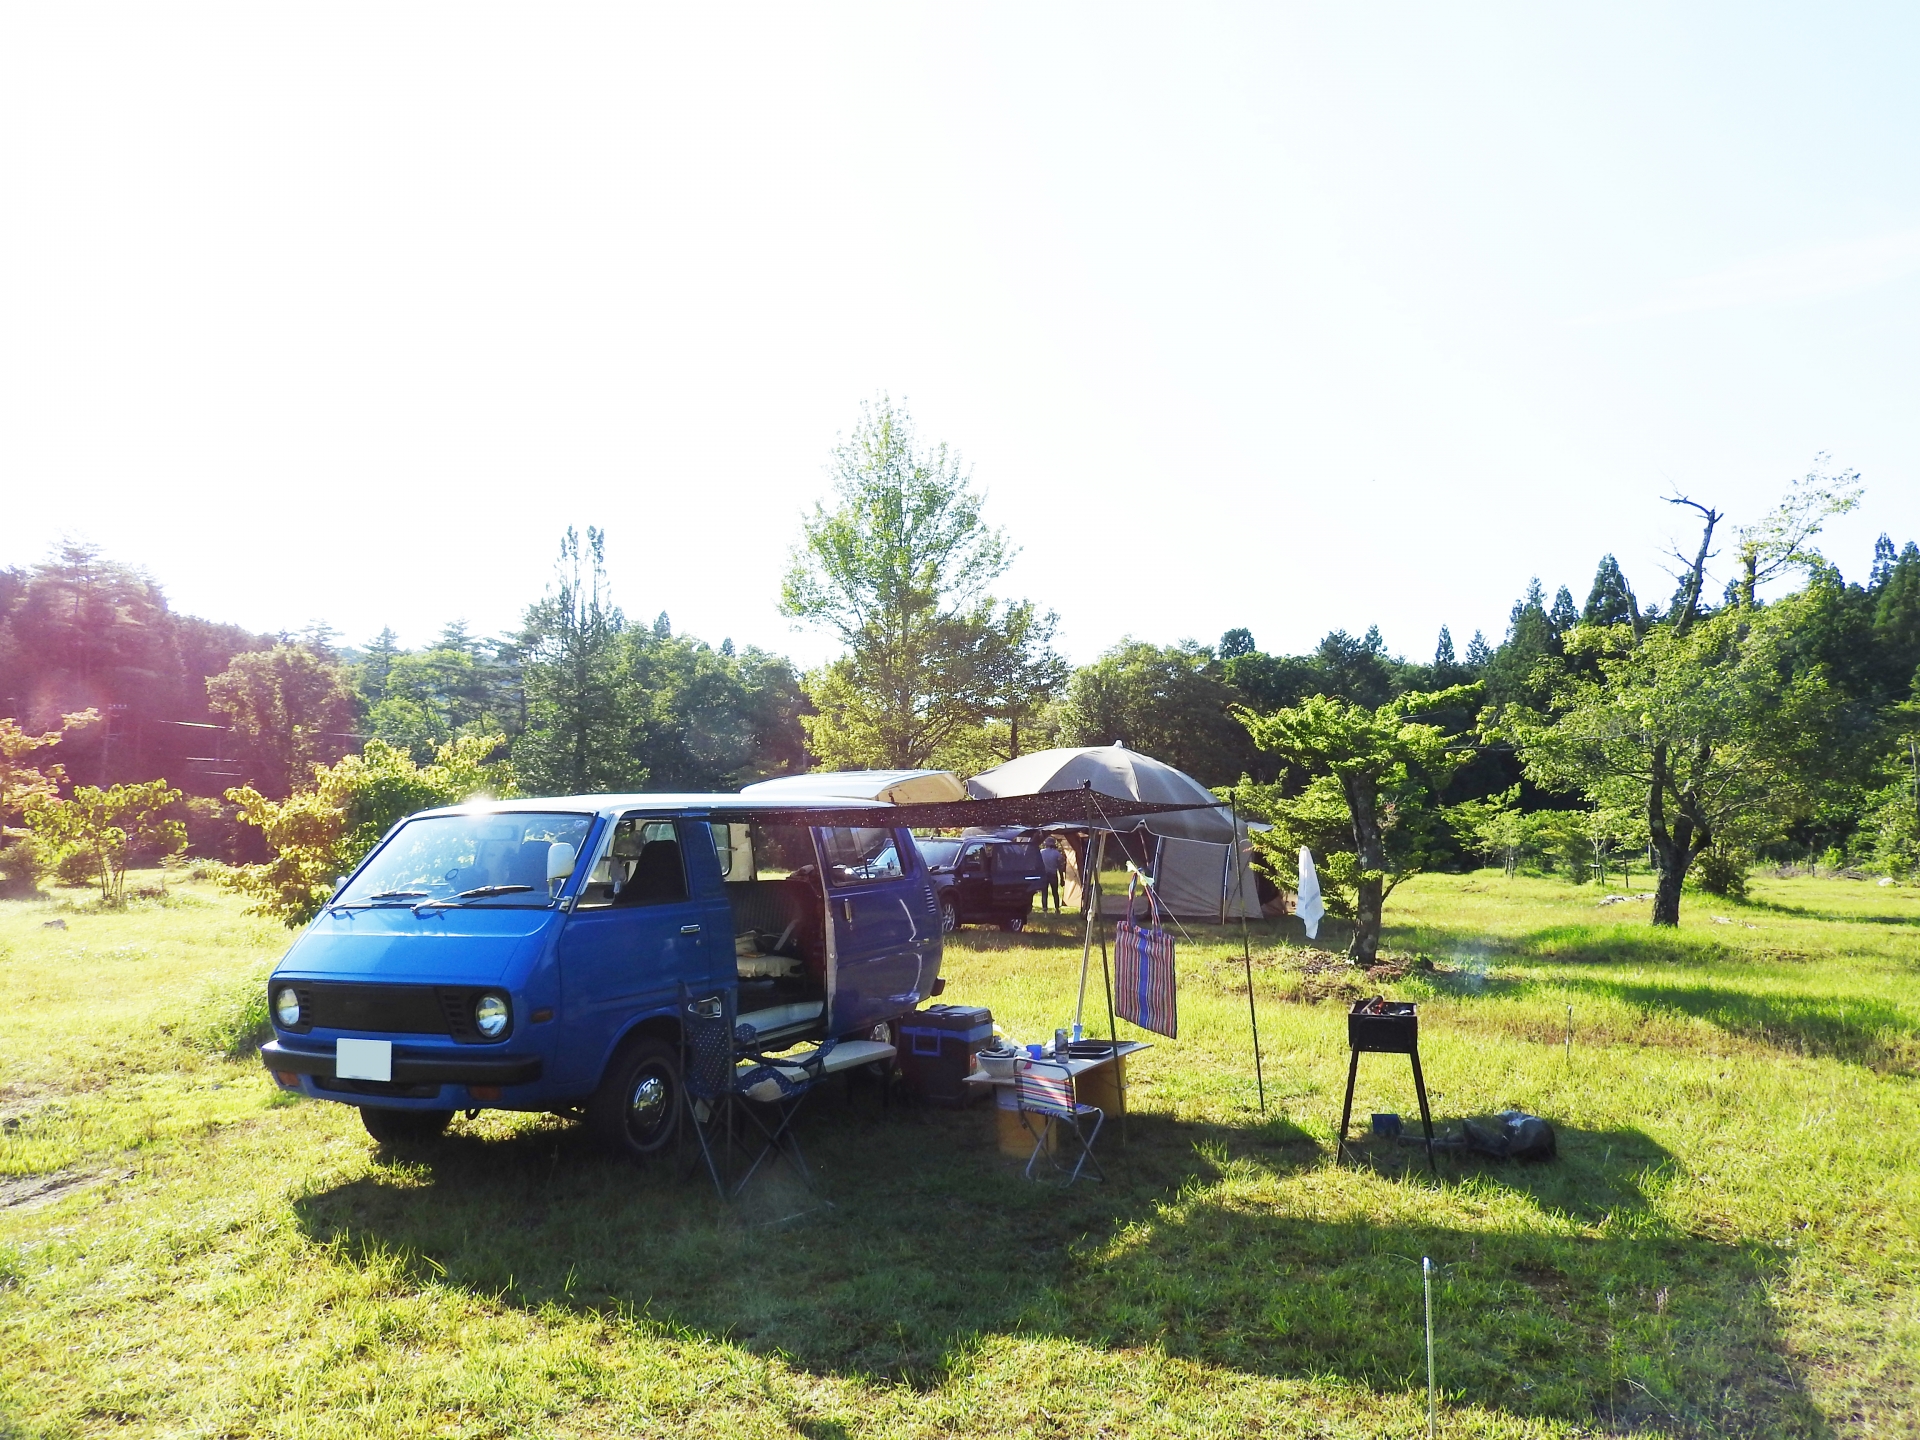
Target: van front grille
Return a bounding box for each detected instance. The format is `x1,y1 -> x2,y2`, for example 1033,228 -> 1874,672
281,982 -> 499,1044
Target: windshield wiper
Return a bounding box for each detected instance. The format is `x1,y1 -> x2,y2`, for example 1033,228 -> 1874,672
366,890 -> 429,900
415,883 -> 544,910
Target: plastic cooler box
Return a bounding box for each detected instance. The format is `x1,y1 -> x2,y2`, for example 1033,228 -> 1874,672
899,1004 -> 994,1106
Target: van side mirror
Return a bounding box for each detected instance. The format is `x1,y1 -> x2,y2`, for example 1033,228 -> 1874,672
546,842 -> 577,886
331,876 -> 349,897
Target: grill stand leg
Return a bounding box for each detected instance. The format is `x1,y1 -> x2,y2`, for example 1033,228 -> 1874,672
1335,1048 -> 1360,1165
1409,1048 -> 1436,1174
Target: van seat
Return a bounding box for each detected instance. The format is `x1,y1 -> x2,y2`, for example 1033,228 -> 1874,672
737,999 -> 825,1040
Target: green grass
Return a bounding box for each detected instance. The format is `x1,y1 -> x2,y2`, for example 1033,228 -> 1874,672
1,869 -> 1916,1436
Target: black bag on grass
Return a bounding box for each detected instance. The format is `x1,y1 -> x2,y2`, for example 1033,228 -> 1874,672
1460,1111 -> 1557,1161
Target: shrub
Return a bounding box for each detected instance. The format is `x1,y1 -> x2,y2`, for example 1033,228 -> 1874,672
0,836 -> 48,898
224,734 -> 515,926
1692,845 -> 1751,900
28,780 -> 188,905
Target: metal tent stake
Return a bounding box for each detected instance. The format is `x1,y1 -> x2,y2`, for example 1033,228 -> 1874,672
1424,1256 -> 1437,1438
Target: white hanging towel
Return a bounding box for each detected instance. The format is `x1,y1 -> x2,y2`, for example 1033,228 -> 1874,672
1296,846 -> 1325,940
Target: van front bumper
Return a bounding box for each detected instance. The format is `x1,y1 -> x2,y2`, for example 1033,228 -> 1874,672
261,1039 -> 543,1087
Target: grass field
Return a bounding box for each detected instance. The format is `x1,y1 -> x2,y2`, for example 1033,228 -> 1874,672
2,868 -> 1917,1437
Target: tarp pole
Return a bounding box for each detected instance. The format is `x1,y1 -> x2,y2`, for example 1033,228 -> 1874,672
1097,832 -> 1124,1145
1232,791 -> 1266,1113
1073,848 -> 1097,1038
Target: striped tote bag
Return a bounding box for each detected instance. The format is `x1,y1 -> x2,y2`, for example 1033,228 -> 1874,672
1114,916 -> 1178,1039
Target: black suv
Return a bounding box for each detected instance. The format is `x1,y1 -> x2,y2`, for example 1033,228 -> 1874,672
915,835 -> 1047,932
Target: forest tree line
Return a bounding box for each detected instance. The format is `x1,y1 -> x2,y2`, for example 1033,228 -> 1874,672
3,401 -> 1919,938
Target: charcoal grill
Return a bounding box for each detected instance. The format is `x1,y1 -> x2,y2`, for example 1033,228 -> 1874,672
1337,998 -> 1435,1171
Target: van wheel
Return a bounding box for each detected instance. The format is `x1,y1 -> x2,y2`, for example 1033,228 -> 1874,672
853,1019 -> 899,1078
587,1036 -> 682,1160
939,896 -> 959,933
1000,915 -> 1026,933
360,1107 -> 453,1146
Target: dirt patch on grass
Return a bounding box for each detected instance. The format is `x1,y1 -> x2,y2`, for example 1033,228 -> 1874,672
0,1167 -> 119,1212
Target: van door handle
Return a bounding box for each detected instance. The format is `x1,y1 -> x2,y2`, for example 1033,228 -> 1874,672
679,924 -> 702,935
841,899 -> 854,925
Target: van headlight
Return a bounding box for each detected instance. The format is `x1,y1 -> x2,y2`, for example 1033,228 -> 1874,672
273,986 -> 301,1027
474,993 -> 510,1039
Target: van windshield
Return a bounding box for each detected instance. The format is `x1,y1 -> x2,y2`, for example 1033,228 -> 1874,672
337,813 -> 597,908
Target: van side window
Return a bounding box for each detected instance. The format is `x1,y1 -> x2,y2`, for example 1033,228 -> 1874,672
577,818 -> 688,909
818,826 -> 905,886
706,821 -> 755,881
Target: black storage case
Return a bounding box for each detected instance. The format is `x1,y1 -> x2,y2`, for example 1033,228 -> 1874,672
898,1004 -> 993,1106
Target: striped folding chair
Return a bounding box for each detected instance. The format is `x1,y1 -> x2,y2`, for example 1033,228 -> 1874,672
1014,1058 -> 1105,1185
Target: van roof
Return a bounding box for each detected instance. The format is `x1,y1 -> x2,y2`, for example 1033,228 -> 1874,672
411,792 -> 894,822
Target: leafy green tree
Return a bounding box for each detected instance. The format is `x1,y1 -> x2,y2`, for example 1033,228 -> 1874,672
0,709 -> 97,834
29,779 -> 186,904
1506,598 -> 1848,924
205,645 -> 359,797
1061,640 -> 1252,786
1728,458 -> 1862,609
1237,686 -> 1478,963
622,628 -> 809,790
782,397 -> 1063,769
225,735 -> 516,925
1446,785 -> 1527,876
512,528 -> 640,795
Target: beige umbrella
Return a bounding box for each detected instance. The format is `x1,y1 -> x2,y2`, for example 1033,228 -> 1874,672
967,744 -> 1233,843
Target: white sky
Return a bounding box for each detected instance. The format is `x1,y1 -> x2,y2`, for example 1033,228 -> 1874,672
4,5 -> 1917,670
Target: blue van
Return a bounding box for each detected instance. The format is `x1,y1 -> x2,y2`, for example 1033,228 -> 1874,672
259,794 -> 943,1157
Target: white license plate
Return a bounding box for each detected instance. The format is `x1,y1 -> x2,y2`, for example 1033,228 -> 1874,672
336,1038 -> 393,1082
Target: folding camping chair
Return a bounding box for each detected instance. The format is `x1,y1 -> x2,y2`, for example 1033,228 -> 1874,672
679,985 -> 836,1201
1014,1057 -> 1106,1185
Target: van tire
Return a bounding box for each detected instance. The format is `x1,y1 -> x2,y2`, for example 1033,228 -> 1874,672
359,1107 -> 453,1146
587,1036 -> 682,1160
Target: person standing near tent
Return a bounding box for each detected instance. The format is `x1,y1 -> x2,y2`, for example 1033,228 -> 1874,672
1039,836 -> 1066,912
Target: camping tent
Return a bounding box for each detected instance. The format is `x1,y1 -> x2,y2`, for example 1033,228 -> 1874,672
967,745 -> 1261,920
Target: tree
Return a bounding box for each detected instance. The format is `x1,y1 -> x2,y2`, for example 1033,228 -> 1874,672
512,528 -> 639,795
29,779 -> 186,904
1464,630 -> 1492,670
1583,556 -> 1638,628
781,396 -> 1063,769
1237,685 -> 1478,963
1434,626 -> 1456,667
1484,578 -> 1558,708
206,645 -> 359,797
225,734 -> 517,925
0,709 -> 98,833
621,628 -> 809,790
1061,640 -> 1252,786
1506,600 -> 1848,925
1729,457 -> 1862,609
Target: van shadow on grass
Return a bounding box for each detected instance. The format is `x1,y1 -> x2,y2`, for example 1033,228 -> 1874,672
292,1099 -> 1825,1437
